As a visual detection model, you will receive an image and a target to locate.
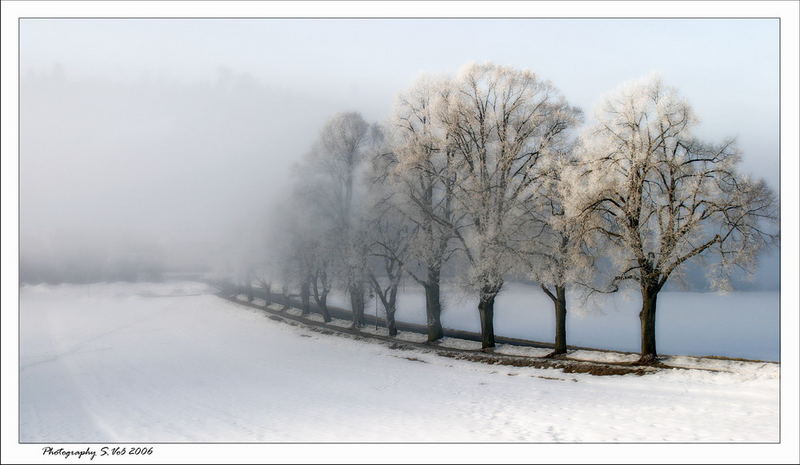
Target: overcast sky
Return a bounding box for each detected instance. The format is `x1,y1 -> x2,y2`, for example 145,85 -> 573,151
19,19 -> 779,281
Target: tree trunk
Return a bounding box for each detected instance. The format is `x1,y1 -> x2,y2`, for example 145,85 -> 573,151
349,283 -> 365,328
318,293 -> 331,323
424,267 -> 444,342
552,285 -> 567,356
300,279 -> 310,315
478,288 -> 497,349
386,307 -> 398,337
264,283 -> 271,306
638,285 -> 659,365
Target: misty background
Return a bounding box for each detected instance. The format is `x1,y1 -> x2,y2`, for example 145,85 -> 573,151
19,18 -> 779,288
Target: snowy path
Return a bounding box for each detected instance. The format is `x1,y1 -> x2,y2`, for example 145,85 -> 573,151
20,282 -> 779,442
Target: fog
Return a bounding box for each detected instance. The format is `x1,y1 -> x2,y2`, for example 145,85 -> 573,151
19,19 -> 779,286
20,65 -> 348,281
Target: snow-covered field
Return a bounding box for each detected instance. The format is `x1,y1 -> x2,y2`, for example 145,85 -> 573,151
329,283 -> 780,361
20,281 -> 778,442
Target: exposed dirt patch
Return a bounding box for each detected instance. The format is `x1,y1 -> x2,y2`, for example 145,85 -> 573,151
562,363 -> 648,376
308,327 -> 336,336
437,351 -> 651,376
388,343 -> 417,351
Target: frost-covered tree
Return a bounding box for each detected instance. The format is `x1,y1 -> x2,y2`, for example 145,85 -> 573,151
272,179 -> 336,320
301,112 -> 375,327
253,249 -> 278,306
442,63 -> 582,349
364,136 -> 411,336
269,200 -> 310,312
568,75 -> 778,364
365,202 -> 409,336
517,140 -> 591,357
309,242 -> 334,323
390,76 -> 461,341
262,207 -> 294,310
291,226 -> 336,321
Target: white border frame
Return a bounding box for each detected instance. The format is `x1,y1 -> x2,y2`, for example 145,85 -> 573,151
2,2 -> 798,463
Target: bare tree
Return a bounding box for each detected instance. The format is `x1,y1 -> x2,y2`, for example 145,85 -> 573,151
295,239 -> 315,316
366,211 -> 408,337
441,63 -> 582,349
568,75 -> 778,364
264,200 -> 302,310
309,246 -> 334,323
276,197 -> 335,321
365,146 -> 411,336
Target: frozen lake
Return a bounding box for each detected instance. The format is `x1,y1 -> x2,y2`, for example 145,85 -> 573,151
329,283 -> 780,361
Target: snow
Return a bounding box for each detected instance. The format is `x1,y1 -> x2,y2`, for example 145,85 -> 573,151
20,281 -> 778,442
329,282 -> 780,361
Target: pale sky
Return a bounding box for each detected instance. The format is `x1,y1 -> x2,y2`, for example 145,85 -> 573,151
19,19 -> 779,280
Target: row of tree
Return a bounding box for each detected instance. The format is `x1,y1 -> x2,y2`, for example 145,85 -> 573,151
256,63 -> 777,365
